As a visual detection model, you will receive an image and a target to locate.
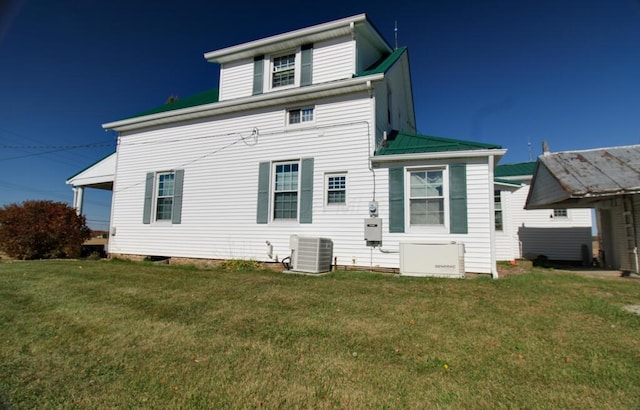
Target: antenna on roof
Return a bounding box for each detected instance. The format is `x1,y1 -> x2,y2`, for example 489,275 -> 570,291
394,20 -> 398,49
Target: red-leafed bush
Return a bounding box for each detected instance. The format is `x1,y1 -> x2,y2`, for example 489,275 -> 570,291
0,200 -> 91,259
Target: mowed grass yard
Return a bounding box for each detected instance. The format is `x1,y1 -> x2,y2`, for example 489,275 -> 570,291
0,260 -> 639,409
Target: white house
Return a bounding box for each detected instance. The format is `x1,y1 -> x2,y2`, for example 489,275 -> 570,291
68,14 -> 508,277
493,162 -> 593,263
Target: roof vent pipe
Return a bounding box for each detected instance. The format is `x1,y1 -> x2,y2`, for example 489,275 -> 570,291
542,140 -> 550,157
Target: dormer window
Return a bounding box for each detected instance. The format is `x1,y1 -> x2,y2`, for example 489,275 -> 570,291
272,53 -> 296,88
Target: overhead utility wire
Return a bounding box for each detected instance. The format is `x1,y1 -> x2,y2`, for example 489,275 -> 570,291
0,142 -> 113,150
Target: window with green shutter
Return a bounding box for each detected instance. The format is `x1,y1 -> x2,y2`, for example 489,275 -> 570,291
142,170 -> 184,224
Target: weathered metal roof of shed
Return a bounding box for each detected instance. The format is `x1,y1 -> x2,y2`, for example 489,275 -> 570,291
539,145 -> 640,197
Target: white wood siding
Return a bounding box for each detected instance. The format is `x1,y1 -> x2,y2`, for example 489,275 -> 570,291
495,183 -> 593,261
111,94 -> 495,273
217,35 -> 365,101
218,58 -> 254,101
527,164 -> 569,207
380,159 -> 494,274
111,93 -> 383,267
313,38 -> 355,84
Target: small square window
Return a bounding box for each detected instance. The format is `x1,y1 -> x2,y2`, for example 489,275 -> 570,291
326,174 -> 346,205
554,208 -> 568,218
288,107 -> 314,125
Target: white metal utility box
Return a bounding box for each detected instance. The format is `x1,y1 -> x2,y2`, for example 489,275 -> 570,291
399,242 -> 465,278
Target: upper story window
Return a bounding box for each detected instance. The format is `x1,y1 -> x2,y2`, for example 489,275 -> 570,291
553,208 -> 568,218
272,53 -> 296,88
288,107 -> 314,125
409,169 -> 446,226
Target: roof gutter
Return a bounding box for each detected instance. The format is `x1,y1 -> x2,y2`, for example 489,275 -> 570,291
204,14 -> 370,63
370,149 -> 507,164
103,73 -> 384,132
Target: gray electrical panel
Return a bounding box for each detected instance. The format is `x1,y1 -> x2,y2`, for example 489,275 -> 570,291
364,218 -> 382,243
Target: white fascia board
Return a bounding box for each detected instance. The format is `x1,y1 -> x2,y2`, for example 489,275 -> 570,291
103,74 -> 384,132
370,149 -> 508,164
204,14 -> 370,64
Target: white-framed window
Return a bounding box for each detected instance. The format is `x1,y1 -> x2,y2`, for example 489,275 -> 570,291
155,172 -> 175,221
553,208 -> 568,218
408,168 -> 447,227
273,161 -> 299,220
494,190 -> 503,231
272,53 -> 296,88
326,173 -> 346,205
288,107 -> 314,125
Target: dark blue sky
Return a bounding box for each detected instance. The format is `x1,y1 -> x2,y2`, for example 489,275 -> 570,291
2,0 -> 640,230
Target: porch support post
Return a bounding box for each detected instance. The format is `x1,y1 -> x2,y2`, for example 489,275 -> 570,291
72,186 -> 84,215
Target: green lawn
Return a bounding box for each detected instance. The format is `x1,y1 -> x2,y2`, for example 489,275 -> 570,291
0,259 -> 639,409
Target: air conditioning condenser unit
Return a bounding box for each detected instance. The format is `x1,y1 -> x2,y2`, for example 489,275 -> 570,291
290,235 -> 333,274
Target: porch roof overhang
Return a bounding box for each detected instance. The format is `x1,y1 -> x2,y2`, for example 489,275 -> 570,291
370,130 -> 506,166
525,145 -> 640,209
66,152 -> 116,190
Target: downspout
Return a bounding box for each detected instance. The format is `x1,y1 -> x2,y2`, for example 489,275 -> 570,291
488,155 -> 498,279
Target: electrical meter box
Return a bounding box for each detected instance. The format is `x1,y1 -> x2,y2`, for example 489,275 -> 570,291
364,218 -> 382,242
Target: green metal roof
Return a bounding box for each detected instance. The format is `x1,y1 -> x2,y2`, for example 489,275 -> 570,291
356,47 -> 407,77
494,161 -> 536,177
120,48 -> 404,122
375,130 -> 502,156
125,88 -> 220,120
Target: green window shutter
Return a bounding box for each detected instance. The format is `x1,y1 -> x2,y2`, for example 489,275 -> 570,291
257,162 -> 270,224
171,169 -> 184,224
389,167 -> 405,233
300,44 -> 313,87
142,172 -> 154,224
449,163 -> 468,234
253,56 -> 264,95
299,158 -> 314,223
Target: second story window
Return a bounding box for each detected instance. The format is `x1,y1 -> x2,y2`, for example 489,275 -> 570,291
288,107 -> 314,125
272,53 -> 295,88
